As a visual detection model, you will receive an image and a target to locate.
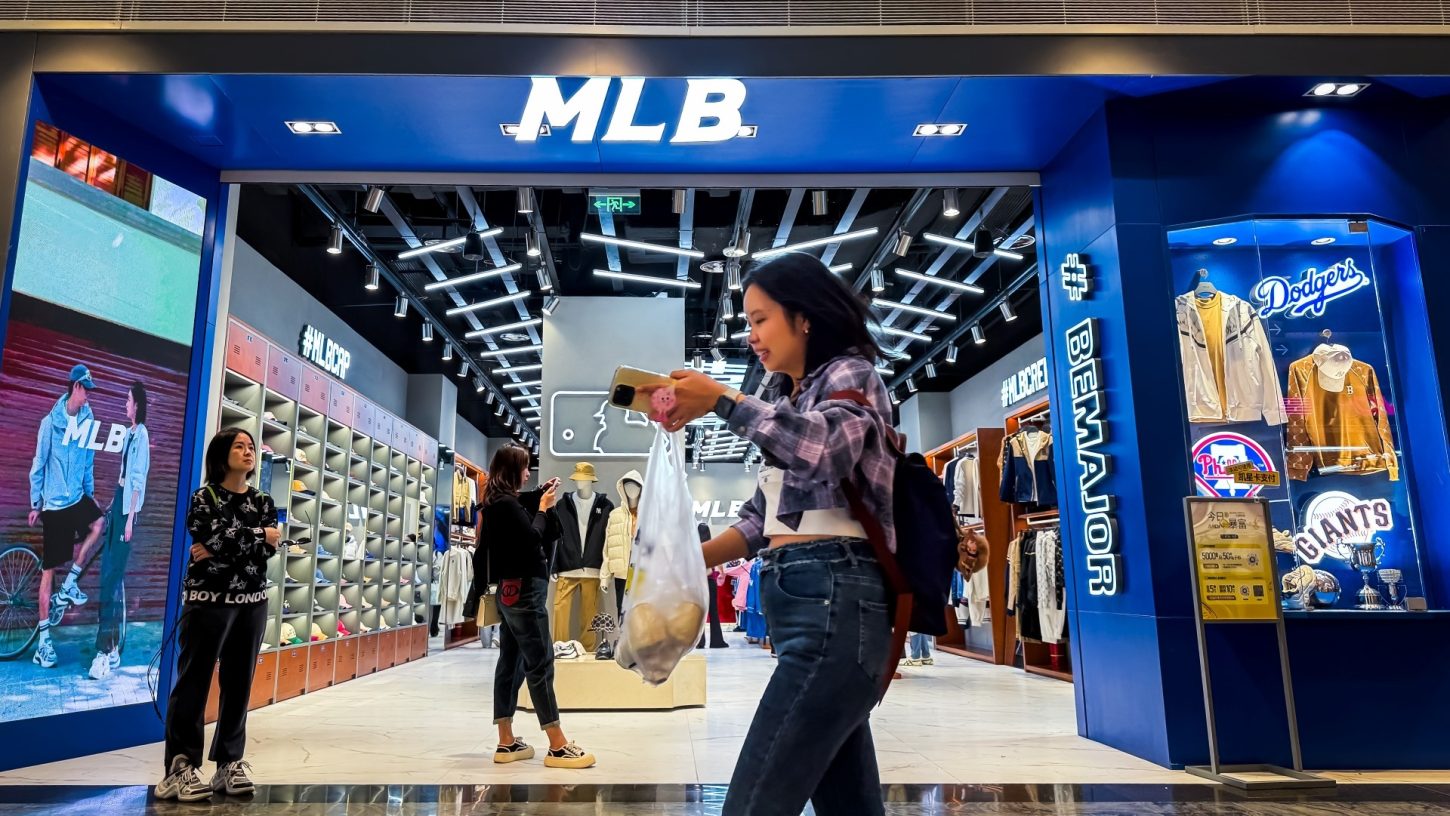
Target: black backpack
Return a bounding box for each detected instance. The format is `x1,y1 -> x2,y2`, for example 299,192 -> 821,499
832,391 -> 960,694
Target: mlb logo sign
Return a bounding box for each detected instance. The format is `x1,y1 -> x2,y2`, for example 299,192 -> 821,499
1192,432 -> 1277,498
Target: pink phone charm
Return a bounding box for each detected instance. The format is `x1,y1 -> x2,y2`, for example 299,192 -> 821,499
649,387 -> 677,423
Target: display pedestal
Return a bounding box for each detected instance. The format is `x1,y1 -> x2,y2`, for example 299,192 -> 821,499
519,653 -> 706,711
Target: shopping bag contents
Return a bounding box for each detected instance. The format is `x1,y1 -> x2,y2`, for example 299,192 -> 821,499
615,426 -> 709,684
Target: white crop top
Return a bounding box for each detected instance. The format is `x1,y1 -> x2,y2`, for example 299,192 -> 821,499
758,466 -> 868,540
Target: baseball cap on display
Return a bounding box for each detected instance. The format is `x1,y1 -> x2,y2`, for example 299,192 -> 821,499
69,364 -> 96,390
291,479 -> 307,493
310,622 -> 327,641
296,449 -> 309,464
280,622 -> 300,644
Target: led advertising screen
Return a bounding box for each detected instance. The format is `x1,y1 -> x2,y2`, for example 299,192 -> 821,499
0,124 -> 204,721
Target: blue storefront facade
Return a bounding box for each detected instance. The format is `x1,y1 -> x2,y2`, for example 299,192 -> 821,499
1,29 -> 1449,774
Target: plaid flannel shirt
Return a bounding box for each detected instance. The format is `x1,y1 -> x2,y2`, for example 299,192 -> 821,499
727,355 -> 897,555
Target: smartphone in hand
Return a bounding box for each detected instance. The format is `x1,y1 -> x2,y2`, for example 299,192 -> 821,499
609,366 -> 672,413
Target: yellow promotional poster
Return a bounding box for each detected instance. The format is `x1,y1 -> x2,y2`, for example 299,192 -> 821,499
1188,499 -> 1279,622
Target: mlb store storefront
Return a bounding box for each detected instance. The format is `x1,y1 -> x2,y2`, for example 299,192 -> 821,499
1,30 -> 1450,788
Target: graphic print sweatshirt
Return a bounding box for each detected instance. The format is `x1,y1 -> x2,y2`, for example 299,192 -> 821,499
184,485 -> 278,605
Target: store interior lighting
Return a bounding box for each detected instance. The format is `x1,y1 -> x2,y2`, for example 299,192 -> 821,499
1308,82 -> 1367,97
286,120 -> 340,135
498,362 -> 543,375
925,362 -> 938,379
542,295 -> 560,316
535,267 -> 552,291
399,228 -> 503,260
943,189 -> 961,218
503,379 -> 544,390
972,227 -> 993,259
945,344 -> 959,364
994,246 -> 1025,261
829,263 -> 853,274
1000,301 -> 1018,322
873,297 -> 957,321
516,187 -> 534,214
473,377 -> 486,393
363,264 -> 379,290
870,268 -> 886,293
893,229 -> 914,257
753,226 -> 877,260
421,322 -> 433,342
672,189 -> 687,214
423,262 -> 522,290
442,342 -> 453,362
525,232 -> 541,257
327,224 -> 344,255
363,185 -> 385,213
477,344 -> 543,359
457,360 -> 470,378
593,269 -> 701,290
445,290 -> 531,317
812,190 -> 828,216
582,233 -> 704,258
906,377 -> 918,393
972,324 -> 987,344
726,260 -> 743,291
882,325 -> 930,342
923,232 -> 975,252
720,293 -> 735,320
895,267 -> 985,294
464,318 -> 543,339
462,230 -> 485,261
392,296 -> 408,318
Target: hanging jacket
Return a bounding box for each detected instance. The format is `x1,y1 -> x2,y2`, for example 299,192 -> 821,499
552,490 -> 614,573
942,457 -> 959,511
1285,352 -> 1399,481
602,469 -> 643,583
954,456 -> 980,517
1175,292 -> 1286,426
999,430 -> 1057,506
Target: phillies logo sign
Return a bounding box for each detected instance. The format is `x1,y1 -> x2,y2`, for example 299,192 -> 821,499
514,77 -> 754,144
1252,258 -> 1369,319
1192,432 -> 1277,499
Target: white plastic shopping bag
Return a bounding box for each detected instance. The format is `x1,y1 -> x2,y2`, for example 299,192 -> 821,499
615,426 -> 710,685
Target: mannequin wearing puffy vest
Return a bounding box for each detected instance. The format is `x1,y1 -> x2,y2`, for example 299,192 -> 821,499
602,470 -> 643,617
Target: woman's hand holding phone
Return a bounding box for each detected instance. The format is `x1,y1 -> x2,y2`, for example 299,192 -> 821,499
540,480 -> 560,511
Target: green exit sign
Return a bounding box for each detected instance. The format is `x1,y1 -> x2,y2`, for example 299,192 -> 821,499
589,190 -> 642,215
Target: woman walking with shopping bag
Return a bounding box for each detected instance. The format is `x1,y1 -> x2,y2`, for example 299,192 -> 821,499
655,253 -> 896,816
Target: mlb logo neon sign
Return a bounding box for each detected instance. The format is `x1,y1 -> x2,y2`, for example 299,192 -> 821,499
514,77 -> 753,144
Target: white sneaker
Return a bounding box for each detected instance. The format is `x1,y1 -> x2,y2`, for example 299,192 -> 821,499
569,640 -> 586,660
58,581 -> 88,606
32,639 -> 56,669
211,759 -> 256,795
107,648 -> 121,671
88,652 -> 111,680
156,756 -> 212,802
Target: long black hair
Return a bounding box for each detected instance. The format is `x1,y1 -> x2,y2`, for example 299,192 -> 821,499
743,253 -> 882,378
483,444 -> 531,506
130,382 -> 148,426
204,427 -> 255,486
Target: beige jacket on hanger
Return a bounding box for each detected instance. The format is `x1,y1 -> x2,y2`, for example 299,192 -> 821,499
1175,292 -> 1285,426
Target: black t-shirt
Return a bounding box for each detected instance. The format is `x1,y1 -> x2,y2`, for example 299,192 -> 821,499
183,485 -> 277,605
474,490 -> 558,585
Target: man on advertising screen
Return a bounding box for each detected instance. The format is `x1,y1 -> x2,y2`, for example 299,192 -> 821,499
27,364 -> 105,669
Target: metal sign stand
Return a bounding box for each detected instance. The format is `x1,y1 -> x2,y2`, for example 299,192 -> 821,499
1183,497 -> 1335,791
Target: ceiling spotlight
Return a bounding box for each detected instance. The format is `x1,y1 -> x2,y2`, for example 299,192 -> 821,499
870,268 -> 886,293
1312,236 -> 1337,245
535,267 -> 553,292
1337,83 -> 1363,96
421,322 -> 434,343
581,233 -> 704,258
726,261 -> 743,292
938,124 -> 966,136
485,390 -> 496,405
542,295 -> 561,316
287,120 -> 341,135
893,230 -> 914,257
442,342 -> 453,362
1000,301 -> 1018,322
710,347 -> 725,363
327,225 -> 344,255
829,263 -> 853,274
462,230 -> 486,261
363,264 -> 380,291
1311,82 -> 1338,96
724,229 -> 751,259
715,321 -> 730,344
720,293 -> 735,320
392,296 -> 408,318
914,123 -> 965,137
525,232 -> 541,258
906,377 -> 918,393
895,268 -> 985,294
458,360 -> 470,378
882,325 -> 931,342
516,187 -> 535,214
943,189 -> 961,218
423,262 -> 523,291
673,189 -> 687,214
875,364 -> 894,376
913,124 -> 939,136
464,318 -> 543,339
945,344 -> 959,364
593,269 -> 701,290
494,402 -> 505,416
812,190 -> 829,216
925,362 -> 938,379
971,324 -> 986,345
890,392 -> 901,406
473,377 -> 486,393
1307,82 -> 1367,98
753,226 -> 878,260
872,297 -> 956,321
363,186 -> 385,213
445,290 -> 532,317
972,228 -> 993,259
1212,237 -> 1238,246
399,228 -> 503,260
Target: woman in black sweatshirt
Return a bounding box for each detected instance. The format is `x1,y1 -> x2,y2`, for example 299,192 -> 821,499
478,444 -> 596,770
156,427 -> 278,802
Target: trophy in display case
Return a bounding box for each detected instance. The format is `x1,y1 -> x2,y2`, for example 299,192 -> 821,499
1347,538 -> 1388,610
1378,568 -> 1406,611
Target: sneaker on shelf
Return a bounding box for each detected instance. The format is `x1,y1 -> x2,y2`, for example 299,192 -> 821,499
88,651 -> 111,680
544,742 -> 596,770
400,577 -> 411,586
569,640 -> 586,659
288,635 -> 305,645
314,569 -> 332,586
315,543 -> 335,558
211,759 -> 256,796
553,641 -> 579,660
156,756 -> 212,802
494,739 -> 535,764
295,536 -> 313,546
32,639 -> 57,669
58,581 -> 88,606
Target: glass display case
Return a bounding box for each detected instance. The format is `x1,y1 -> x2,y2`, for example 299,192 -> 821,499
1167,218 -> 1430,612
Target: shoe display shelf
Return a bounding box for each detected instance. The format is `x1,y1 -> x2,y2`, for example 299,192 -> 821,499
206,318 -> 437,724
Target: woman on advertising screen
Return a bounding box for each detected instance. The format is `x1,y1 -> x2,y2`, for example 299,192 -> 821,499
90,382 -> 149,681
655,253 -> 897,816
156,428 -> 277,802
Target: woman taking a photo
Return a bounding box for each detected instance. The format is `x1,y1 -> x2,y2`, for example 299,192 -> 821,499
658,253 -> 896,816
91,382 -> 149,681
156,427 -> 278,802
478,444 -> 596,770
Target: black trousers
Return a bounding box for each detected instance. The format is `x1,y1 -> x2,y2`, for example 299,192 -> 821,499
164,602 -> 267,771
614,578 -> 627,616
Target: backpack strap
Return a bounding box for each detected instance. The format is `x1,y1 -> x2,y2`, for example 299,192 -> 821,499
828,388 -> 910,701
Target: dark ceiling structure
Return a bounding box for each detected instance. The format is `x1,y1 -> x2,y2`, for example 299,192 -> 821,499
236,183 -> 1038,459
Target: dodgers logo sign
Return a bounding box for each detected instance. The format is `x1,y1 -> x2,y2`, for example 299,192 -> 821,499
1251,257 -> 1369,319
1192,432 -> 1277,498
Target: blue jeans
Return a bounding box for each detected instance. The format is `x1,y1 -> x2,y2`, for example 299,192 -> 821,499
723,538 -> 891,816
493,577 -> 561,729
909,633 -> 933,660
